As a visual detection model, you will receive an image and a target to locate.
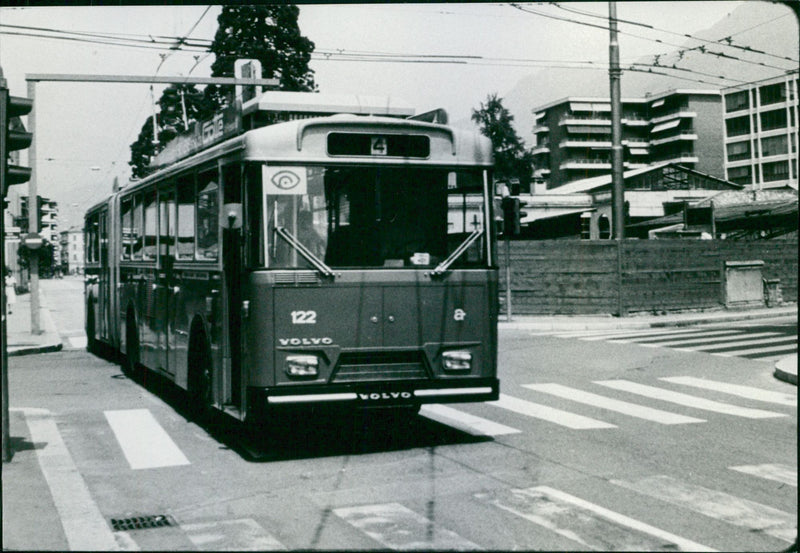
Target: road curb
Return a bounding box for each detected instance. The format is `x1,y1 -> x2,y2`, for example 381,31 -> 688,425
773,355 -> 798,386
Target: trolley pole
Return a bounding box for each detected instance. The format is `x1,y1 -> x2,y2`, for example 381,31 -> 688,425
608,1 -> 625,240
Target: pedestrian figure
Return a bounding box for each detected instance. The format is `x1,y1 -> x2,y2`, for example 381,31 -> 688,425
5,269 -> 17,315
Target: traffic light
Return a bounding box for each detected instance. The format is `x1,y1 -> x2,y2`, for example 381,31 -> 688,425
501,196 -> 521,236
1,88 -> 33,197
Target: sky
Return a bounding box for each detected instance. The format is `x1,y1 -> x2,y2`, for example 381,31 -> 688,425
0,2 -> 794,228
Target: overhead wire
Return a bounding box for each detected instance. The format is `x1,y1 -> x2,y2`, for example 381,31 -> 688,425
550,2 -> 798,64
508,3 -> 796,73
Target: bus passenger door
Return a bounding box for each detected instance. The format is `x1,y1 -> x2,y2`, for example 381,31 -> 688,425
157,188 -> 177,376
222,164 -> 243,411
98,210 -> 110,341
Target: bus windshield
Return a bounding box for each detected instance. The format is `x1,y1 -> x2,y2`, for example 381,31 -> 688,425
261,165 -> 489,270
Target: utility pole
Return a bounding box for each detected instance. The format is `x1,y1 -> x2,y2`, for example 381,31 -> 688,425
608,1 -> 625,240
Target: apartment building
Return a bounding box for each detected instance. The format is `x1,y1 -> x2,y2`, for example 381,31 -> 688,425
532,89 -> 723,190
722,72 -> 799,189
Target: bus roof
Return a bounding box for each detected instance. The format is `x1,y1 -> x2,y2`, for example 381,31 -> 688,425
115,114 -> 493,198
243,114 -> 494,166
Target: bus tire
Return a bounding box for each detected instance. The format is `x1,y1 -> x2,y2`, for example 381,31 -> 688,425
187,325 -> 213,422
123,309 -> 139,378
86,297 -> 97,354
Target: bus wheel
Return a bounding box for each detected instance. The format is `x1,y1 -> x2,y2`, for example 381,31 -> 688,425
123,311 -> 139,378
85,298 -> 97,354
187,330 -> 213,422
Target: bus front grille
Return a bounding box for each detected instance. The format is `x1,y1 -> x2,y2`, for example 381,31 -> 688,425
332,351 -> 428,382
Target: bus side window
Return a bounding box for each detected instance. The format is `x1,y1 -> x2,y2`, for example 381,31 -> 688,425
120,197 -> 132,260
177,175 -> 195,260
142,190 -> 157,260
131,195 -> 143,260
158,185 -> 176,259
245,163 -> 263,267
197,171 -> 219,261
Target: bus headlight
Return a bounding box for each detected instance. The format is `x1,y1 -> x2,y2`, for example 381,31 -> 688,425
285,355 -> 319,377
442,351 -> 472,371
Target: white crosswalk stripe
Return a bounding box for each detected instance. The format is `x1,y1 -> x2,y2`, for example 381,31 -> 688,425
181,518 -> 286,551
488,393 -> 616,429
477,486 -> 715,551
523,383 -> 706,425
612,475 -> 797,543
420,404 -> 521,436
333,503 -> 481,550
660,376 -> 797,406
595,380 -> 787,419
534,325 -> 796,361
729,464 -> 797,487
105,409 -> 191,470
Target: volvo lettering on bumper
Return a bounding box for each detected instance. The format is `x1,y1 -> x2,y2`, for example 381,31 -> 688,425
278,337 -> 334,346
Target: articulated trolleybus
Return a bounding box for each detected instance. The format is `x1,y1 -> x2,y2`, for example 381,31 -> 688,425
85,91 -> 499,424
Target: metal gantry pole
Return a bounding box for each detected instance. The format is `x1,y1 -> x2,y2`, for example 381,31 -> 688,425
27,79 -> 40,334
608,1 -> 625,240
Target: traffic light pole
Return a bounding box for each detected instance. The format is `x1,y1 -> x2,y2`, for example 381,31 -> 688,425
27,80 -> 40,335
1,84 -> 9,462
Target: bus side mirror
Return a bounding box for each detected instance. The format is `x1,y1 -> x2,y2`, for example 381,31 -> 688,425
222,203 -> 243,229
501,197 -> 521,237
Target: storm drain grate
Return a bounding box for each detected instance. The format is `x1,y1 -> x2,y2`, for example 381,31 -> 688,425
110,514 -> 177,532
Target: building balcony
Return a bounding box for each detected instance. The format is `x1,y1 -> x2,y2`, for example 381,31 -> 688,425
532,145 -> 550,155
559,139 -> 611,148
650,133 -> 698,146
649,110 -> 697,125
622,117 -> 650,126
533,125 -> 549,134
560,159 -> 611,170
559,117 -> 610,126
654,155 -> 699,165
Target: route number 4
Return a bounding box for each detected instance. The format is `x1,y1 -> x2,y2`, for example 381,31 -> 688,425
291,310 -> 317,324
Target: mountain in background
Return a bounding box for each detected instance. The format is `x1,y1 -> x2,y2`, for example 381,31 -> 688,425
493,1 -> 798,145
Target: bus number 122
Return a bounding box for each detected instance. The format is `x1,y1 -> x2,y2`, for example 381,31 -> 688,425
291,310 -> 317,324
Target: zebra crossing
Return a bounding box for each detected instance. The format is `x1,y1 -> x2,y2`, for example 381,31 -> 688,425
21,371 -> 792,550
104,462 -> 796,551
75,372 -> 795,551
531,323 -> 797,362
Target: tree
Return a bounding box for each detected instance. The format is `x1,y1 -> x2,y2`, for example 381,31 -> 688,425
129,84 -> 209,179
471,94 -> 534,194
128,4 -> 317,177
203,5 -> 317,111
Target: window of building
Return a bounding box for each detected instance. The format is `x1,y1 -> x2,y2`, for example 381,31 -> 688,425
725,115 -> 750,137
759,82 -> 787,106
760,135 -> 788,157
727,165 -> 752,185
762,160 -> 789,182
725,90 -> 749,113
726,141 -> 750,162
760,109 -> 787,131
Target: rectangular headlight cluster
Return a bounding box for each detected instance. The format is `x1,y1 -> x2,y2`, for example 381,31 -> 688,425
285,355 -> 319,377
442,351 -> 472,372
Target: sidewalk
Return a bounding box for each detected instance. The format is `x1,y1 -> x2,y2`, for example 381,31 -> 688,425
5,288 -> 63,356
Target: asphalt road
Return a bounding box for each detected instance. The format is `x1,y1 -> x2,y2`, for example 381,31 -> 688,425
6,277 -> 797,551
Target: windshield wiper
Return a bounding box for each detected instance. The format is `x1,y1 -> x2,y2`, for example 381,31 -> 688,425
273,226 -> 336,279
430,228 -> 484,277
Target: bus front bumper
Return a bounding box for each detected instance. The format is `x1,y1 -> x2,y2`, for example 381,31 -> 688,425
255,379 -> 499,408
